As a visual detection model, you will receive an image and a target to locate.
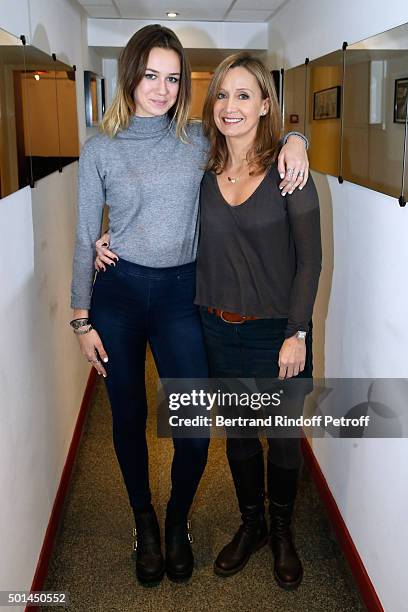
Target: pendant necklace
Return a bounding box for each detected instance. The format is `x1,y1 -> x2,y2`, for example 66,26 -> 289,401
227,167 -> 247,184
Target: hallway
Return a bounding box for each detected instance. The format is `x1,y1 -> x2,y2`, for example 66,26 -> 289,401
42,352 -> 364,612
2,3 -> 407,611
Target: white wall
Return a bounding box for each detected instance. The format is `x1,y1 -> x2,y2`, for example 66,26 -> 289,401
268,3 -> 408,611
268,0 -> 408,68
0,1 -> 101,608
88,17 -> 268,50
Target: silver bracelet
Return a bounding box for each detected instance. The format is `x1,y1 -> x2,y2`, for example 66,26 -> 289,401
70,317 -> 89,330
283,131 -> 309,150
74,325 -> 93,335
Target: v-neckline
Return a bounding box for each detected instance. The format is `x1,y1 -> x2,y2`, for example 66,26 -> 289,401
213,167 -> 271,208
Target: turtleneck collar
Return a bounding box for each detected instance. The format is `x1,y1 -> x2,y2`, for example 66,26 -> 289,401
119,113 -> 171,139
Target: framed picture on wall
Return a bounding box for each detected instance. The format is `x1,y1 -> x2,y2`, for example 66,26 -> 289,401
394,78 -> 408,123
313,85 -> 341,120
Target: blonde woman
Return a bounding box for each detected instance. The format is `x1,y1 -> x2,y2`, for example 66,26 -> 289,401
72,26 -> 309,586
196,53 -> 321,589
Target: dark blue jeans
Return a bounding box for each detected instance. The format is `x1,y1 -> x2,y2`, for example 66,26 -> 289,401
90,259 -> 209,515
200,309 -> 313,469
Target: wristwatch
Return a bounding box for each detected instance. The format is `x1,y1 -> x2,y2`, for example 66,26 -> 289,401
295,331 -> 307,340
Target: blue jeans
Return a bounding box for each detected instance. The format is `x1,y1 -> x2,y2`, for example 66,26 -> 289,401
90,259 -> 209,515
200,309 -> 313,469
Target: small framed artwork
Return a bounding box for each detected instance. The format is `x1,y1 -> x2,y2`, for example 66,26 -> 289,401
313,85 -> 341,120
290,114 -> 299,123
394,78 -> 408,124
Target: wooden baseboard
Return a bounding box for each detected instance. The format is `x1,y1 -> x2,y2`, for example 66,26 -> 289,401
27,369 -> 97,611
301,437 -> 384,612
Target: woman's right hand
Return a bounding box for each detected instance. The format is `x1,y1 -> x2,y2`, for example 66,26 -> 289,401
76,328 -> 109,377
95,232 -> 119,271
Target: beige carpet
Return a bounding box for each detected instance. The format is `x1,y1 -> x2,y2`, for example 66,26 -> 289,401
42,351 -> 365,612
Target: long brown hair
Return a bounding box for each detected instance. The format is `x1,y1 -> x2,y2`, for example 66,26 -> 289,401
101,24 -> 191,139
202,52 -> 282,175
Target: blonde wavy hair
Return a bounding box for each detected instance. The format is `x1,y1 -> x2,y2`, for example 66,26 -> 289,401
202,52 -> 282,175
100,25 -> 191,140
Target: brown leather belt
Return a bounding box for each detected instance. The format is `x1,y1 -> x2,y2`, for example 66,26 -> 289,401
207,307 -> 259,324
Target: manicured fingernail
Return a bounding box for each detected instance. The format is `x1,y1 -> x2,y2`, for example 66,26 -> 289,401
97,371 -> 101,375
299,186 -> 303,190
103,374 -> 107,378
103,357 -> 108,363
289,190 -> 293,195
282,192 -> 286,196
280,173 -> 285,179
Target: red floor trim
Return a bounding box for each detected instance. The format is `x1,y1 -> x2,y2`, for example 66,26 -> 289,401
27,369 -> 97,610
301,437 -> 384,612
26,375 -> 383,611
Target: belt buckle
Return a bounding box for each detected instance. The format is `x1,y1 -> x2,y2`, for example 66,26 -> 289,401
220,310 -> 246,324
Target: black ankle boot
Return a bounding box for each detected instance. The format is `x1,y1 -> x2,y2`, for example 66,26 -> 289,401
268,462 -> 303,590
133,507 -> 164,586
165,512 -> 194,582
214,452 -> 268,577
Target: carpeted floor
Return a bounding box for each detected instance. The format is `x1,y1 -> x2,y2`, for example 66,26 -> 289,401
42,351 -> 365,612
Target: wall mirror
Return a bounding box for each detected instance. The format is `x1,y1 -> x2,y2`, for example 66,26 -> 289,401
0,26 -> 79,199
23,44 -> 79,181
283,22 -> 408,204
283,63 -> 307,137
84,71 -> 105,127
305,50 -> 344,179
344,22 -> 408,200
0,27 -> 30,198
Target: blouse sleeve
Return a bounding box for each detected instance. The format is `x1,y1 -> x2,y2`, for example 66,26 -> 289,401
284,174 -> 322,338
70,137 -> 106,310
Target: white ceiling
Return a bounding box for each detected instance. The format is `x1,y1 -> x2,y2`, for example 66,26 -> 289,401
93,45 -> 267,69
77,0 -> 289,22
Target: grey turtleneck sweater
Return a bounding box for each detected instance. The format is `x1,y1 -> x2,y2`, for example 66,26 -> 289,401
71,115 -> 208,309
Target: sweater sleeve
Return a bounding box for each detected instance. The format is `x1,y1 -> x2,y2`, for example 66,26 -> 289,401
71,137 -> 106,309
284,174 -> 322,338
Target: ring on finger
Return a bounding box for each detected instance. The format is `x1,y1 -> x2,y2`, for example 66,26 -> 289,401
287,167 -> 294,177
88,358 -> 99,364
299,171 -> 304,178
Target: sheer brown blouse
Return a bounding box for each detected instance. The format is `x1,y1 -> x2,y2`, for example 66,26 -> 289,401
195,163 -> 322,338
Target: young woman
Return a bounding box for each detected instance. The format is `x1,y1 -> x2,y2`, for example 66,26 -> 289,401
72,25 -> 309,586
195,53 -> 321,590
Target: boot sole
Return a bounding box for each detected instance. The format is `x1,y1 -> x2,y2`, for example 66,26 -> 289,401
136,569 -> 165,587
213,535 -> 268,577
166,566 -> 193,583
273,568 -> 303,591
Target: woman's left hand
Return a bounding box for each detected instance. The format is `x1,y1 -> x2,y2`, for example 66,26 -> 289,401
277,135 -> 309,195
95,233 -> 118,272
278,335 -> 306,379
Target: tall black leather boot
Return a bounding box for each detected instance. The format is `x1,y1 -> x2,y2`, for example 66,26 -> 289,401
214,451 -> 268,576
268,461 -> 303,590
132,506 -> 164,586
165,507 -> 194,582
